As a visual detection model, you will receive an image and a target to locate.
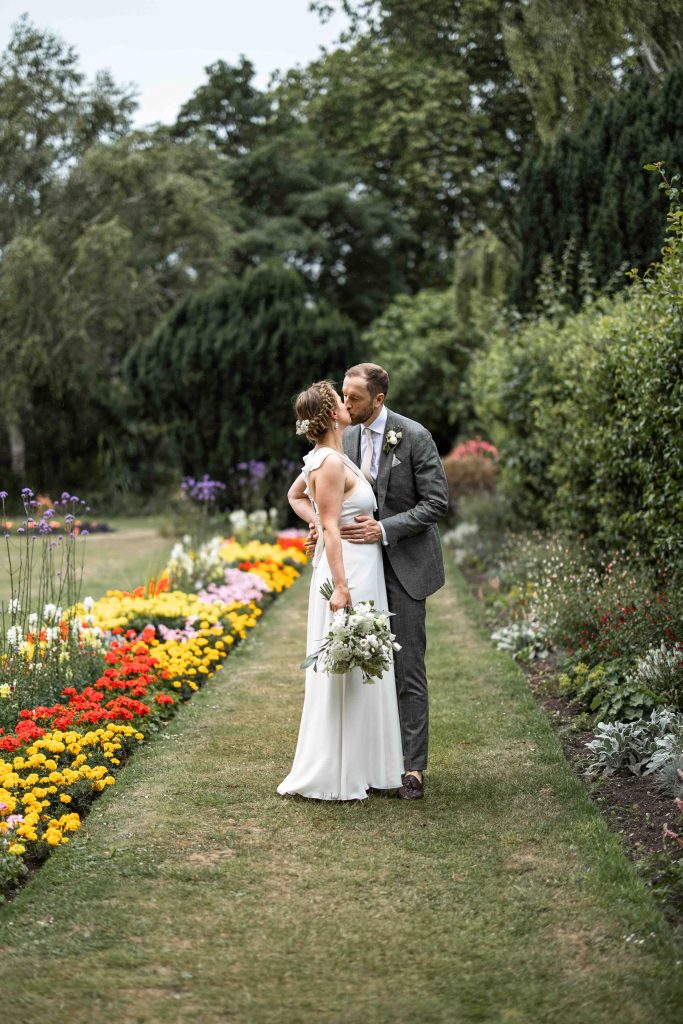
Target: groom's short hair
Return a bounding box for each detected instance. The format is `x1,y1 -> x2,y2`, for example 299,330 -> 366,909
346,362 -> 389,399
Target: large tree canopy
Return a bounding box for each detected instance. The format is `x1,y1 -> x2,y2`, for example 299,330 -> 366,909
171,59 -> 409,327
286,0 -> 537,283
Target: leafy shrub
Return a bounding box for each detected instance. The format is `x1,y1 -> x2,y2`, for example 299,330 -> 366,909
559,661 -> 654,722
584,708 -> 683,777
659,757 -> 683,800
471,168 -> 683,566
125,263 -> 361,506
365,287 -> 478,451
490,621 -> 549,661
633,641 -> 683,709
442,454 -> 498,508
497,534 -> 683,686
443,491 -> 515,574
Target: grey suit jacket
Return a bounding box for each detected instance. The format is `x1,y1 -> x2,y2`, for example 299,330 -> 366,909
343,408 -> 449,601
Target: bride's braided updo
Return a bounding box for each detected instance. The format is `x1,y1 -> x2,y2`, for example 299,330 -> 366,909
294,380 -> 339,443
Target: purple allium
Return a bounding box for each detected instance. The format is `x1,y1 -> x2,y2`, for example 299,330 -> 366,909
81,529 -> 89,536
44,509 -> 55,519
0,491 -> 7,500
17,528 -> 25,535
235,460 -> 267,482
181,474 -> 226,506
21,487 -> 34,498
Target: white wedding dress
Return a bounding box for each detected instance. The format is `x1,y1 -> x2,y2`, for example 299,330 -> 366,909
278,446 -> 404,800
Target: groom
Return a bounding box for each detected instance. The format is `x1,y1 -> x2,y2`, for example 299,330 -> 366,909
340,363 -> 449,800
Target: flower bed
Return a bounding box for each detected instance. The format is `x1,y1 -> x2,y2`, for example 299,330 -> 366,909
0,530 -> 307,897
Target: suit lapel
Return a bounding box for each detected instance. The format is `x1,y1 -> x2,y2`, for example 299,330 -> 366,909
376,408 -> 396,509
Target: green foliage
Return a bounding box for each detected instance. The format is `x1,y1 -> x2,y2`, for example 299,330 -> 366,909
0,20 -> 235,495
502,0 -> 683,141
560,663 -> 654,722
0,131 -> 234,495
173,57 -> 270,157
125,263 -> 360,505
173,60 -> 408,328
283,1 -> 537,288
0,14 -> 135,247
512,69 -> 683,309
472,168 -> 683,564
363,287 -> 476,449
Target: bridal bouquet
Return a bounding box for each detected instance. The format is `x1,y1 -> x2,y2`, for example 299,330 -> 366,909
301,580 -> 401,684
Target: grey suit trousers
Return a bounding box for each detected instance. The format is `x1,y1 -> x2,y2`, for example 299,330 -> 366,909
383,554 -> 428,771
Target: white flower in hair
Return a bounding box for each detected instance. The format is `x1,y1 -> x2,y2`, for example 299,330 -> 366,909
296,419 -> 310,435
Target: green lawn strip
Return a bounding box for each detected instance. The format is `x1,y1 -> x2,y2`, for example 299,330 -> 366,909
0,559 -> 681,1024
0,519 -> 173,605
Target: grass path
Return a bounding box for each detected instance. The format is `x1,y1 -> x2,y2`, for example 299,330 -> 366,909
0,557 -> 682,1023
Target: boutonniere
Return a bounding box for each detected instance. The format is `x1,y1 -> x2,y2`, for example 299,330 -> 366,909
383,429 -> 402,455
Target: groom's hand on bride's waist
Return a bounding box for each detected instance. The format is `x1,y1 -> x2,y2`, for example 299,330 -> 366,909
340,515 -> 383,544
304,522 -> 317,556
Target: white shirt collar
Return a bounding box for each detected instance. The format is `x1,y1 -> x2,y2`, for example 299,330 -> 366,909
363,405 -> 387,435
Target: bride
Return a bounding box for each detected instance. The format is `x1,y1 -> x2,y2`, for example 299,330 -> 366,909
277,380 -> 404,801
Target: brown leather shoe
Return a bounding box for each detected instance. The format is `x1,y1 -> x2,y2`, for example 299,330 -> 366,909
397,773 -> 424,800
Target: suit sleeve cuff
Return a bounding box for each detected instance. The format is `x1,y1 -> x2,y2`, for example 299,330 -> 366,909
379,522 -> 388,546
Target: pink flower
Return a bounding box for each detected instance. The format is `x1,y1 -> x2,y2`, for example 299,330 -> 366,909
448,436 -> 498,461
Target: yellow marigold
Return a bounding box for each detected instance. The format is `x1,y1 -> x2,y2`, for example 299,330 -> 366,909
8,843 -> 26,856
16,823 -> 38,841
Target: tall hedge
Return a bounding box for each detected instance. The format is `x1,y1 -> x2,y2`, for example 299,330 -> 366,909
125,263 -> 360,503
472,171 -> 683,566
511,69 -> 683,309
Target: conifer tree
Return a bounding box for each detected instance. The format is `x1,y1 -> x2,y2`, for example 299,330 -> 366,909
511,69 -> 683,308
125,264 -> 360,504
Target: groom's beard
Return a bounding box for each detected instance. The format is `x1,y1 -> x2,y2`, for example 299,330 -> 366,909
347,406 -> 374,426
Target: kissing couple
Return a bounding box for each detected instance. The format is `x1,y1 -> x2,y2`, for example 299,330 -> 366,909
278,362 -> 449,802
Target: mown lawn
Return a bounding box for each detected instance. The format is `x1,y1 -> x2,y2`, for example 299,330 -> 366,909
0,555 -> 681,1023
0,516 -> 174,606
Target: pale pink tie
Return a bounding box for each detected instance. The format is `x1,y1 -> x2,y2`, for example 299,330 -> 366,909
361,427 -> 374,483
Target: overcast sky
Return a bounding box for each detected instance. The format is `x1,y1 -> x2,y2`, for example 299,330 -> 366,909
0,1 -> 348,126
